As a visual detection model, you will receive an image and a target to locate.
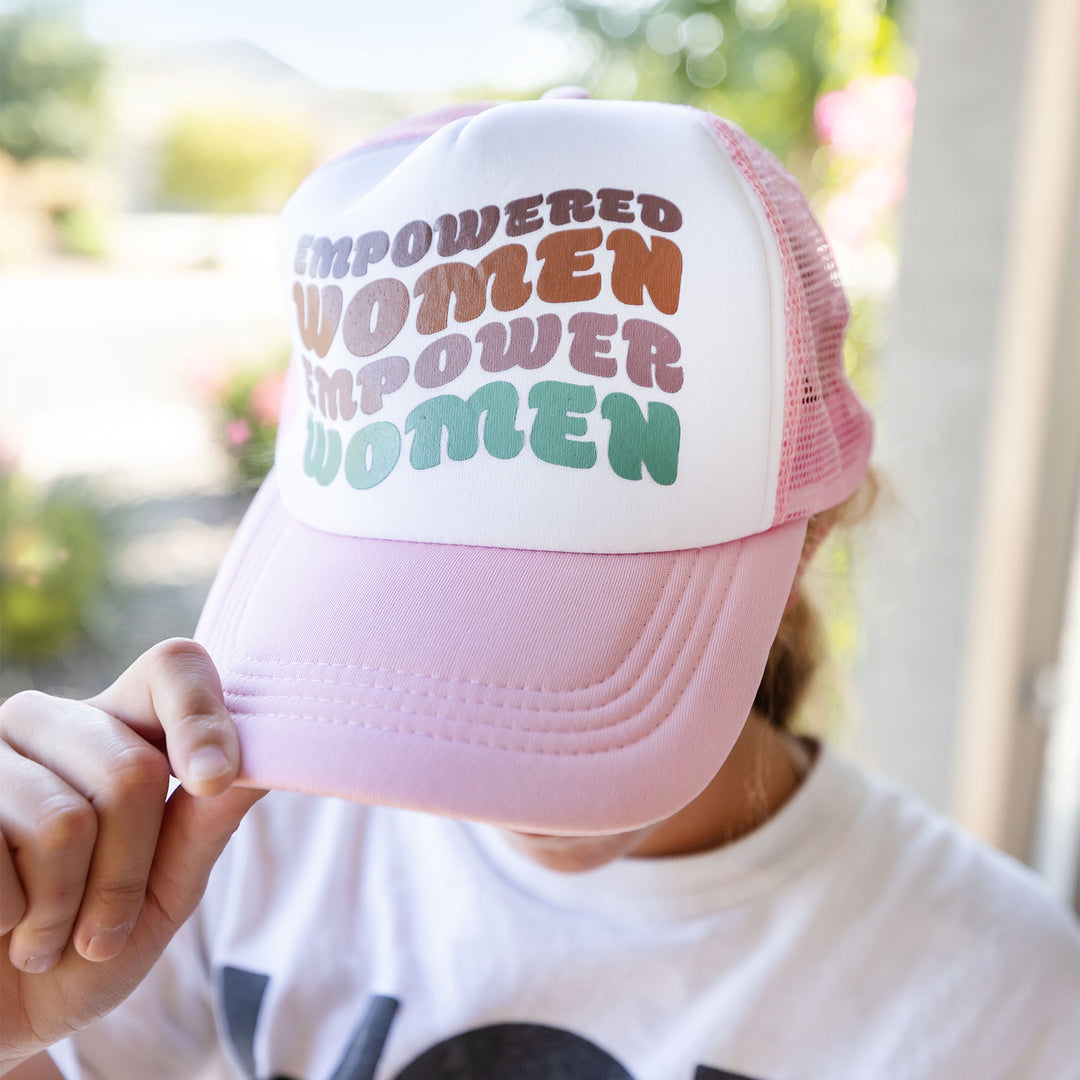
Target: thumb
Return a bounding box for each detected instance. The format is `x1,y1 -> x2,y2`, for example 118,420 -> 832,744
132,784 -> 266,955
87,638 -> 243,799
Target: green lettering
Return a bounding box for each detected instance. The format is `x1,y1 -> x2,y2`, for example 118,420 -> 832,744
469,382 -> 525,460
343,421 -> 401,489
405,396 -> 479,470
527,381 -> 597,470
600,393 -> 680,485
303,414 -> 341,486
404,381 -> 525,470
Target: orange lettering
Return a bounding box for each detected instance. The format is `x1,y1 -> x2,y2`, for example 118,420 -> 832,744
414,244 -> 532,334
536,227 -> 603,304
607,230 -> 682,315
293,283 -> 342,359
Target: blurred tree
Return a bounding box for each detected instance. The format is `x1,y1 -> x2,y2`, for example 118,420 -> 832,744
0,468 -> 108,663
0,7 -> 107,162
554,0 -> 908,169
156,108 -> 315,213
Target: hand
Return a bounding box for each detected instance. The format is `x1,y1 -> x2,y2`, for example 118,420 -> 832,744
0,639 -> 265,1072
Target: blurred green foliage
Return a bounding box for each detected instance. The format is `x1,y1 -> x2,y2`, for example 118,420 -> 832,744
205,352 -> 289,487
0,7 -> 107,162
157,109 -> 316,213
556,0 -> 909,167
50,205 -> 109,257
0,469 -> 108,662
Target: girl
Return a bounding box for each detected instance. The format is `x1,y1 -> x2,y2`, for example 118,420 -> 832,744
2,94 -> 1077,1080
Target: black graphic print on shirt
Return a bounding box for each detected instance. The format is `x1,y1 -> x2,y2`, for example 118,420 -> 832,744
220,965 -> 765,1080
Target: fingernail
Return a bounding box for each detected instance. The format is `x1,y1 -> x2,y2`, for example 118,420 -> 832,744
187,745 -> 231,783
23,950 -> 61,974
87,924 -> 130,961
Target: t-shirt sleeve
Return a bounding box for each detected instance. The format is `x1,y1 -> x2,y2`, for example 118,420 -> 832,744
1003,946 -> 1080,1080
46,902 -> 230,1080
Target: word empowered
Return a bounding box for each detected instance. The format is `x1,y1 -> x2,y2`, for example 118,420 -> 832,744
293,186 -> 684,281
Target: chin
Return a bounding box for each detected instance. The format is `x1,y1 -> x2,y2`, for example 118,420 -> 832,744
501,830 -> 644,873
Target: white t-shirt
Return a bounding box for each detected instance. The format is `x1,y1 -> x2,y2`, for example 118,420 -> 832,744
51,747 -> 1080,1080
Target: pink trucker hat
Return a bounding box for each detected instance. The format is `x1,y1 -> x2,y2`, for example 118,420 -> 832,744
194,94 -> 873,834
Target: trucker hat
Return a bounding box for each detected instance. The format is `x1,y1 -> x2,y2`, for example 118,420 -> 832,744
194,92 -> 873,834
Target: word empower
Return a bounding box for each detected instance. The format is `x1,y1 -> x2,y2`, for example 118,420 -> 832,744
303,380 -> 680,490
302,313 -> 682,424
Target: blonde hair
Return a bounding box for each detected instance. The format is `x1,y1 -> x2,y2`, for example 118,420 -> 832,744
752,468 -> 880,731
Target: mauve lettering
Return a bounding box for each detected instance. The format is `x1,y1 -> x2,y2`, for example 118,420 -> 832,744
302,313 -> 681,420
292,189 -> 683,280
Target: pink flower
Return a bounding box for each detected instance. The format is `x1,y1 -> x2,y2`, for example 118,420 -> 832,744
0,436 -> 17,473
188,354 -> 230,399
226,419 -> 252,446
251,370 -> 287,425
814,75 -> 916,161
853,164 -> 905,212
814,74 -> 916,266
824,190 -> 876,248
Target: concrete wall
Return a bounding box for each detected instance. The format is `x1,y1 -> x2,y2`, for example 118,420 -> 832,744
854,0 -> 1031,810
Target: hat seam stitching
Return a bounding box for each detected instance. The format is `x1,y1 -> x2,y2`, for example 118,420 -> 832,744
710,117 -> 800,528
700,113 -> 784,534
221,540 -> 743,751
222,548 -> 726,716
228,498 -> 716,698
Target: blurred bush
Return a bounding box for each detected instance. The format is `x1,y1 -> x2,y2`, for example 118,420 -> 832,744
157,109 -> 316,213
0,7 -> 107,163
0,467 -> 109,663
50,204 -> 109,257
197,350 -> 289,487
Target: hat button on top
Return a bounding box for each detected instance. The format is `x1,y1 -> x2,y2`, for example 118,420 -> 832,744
541,86 -> 591,100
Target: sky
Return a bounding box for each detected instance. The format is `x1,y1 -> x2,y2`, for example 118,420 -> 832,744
77,0 -> 597,92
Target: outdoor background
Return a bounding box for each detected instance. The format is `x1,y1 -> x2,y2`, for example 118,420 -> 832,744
1,0 -> 1077,907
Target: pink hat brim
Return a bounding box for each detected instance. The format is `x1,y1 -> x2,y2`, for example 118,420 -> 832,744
195,472 -> 806,834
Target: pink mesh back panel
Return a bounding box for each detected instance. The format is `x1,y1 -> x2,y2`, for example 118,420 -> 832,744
707,117 -> 872,525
